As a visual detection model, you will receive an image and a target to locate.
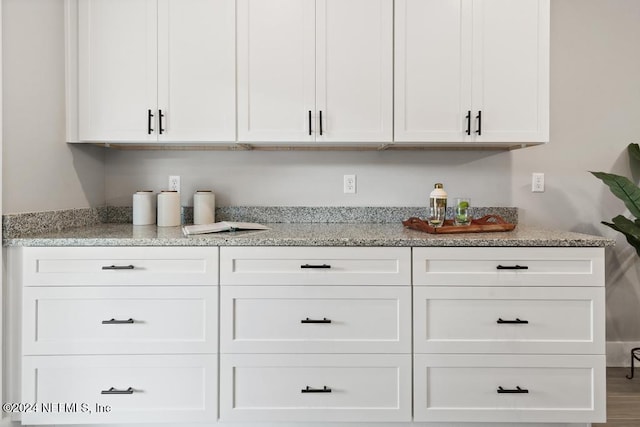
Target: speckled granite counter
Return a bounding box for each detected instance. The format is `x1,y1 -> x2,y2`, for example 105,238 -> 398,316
3,222 -> 614,247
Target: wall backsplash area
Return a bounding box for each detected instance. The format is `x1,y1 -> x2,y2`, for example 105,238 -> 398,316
2,0 -> 640,364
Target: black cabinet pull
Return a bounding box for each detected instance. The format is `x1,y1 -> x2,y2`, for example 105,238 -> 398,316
101,387 -> 134,395
102,318 -> 135,325
496,265 -> 529,270
497,318 -> 529,325
301,386 -> 331,393
147,109 -> 154,135
319,111 -> 323,136
102,265 -> 135,270
301,317 -> 332,324
300,264 -> 331,269
475,110 -> 482,135
308,110 -> 312,136
465,110 -> 471,135
159,109 -> 165,134
497,386 -> 528,394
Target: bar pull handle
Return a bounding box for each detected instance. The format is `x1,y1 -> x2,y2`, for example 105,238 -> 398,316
147,109 -> 154,135
102,318 -> 135,325
159,109 -> 165,134
497,386 -> 529,394
102,265 -> 135,270
301,317 -> 332,324
497,318 -> 529,325
319,111 -> 323,136
300,264 -> 331,269
301,386 -> 332,393
475,110 -> 482,135
308,111 -> 312,136
465,110 -> 471,135
101,387 -> 134,395
496,265 -> 529,270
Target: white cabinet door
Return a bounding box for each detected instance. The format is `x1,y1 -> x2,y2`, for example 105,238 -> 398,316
23,286 -> 218,355
414,354 -> 606,423
394,0 -> 472,142
220,286 -> 411,353
78,0 -> 157,142
394,0 -> 549,144
471,0 -> 549,143
22,355 -> 217,424
237,0 -> 315,143
220,354 -> 412,422
157,0 -> 235,142
315,0 -> 392,143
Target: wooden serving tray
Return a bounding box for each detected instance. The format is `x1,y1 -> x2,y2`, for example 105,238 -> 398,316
402,214 -> 516,234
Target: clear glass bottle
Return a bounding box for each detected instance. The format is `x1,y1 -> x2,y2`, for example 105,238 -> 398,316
428,183 -> 447,227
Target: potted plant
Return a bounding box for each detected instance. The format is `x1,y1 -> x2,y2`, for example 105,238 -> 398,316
592,142 -> 640,379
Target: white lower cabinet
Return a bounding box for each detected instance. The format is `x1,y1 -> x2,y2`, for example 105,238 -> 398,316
13,245 -> 606,425
219,246 -> 412,423
220,354 -> 412,422
22,355 -> 218,425
17,246 -> 219,425
412,247 -> 607,425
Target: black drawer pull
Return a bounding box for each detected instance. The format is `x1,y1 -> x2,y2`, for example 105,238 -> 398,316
102,318 -> 135,325
301,386 -> 331,393
147,109 -> 154,135
300,264 -> 331,269
101,387 -> 134,395
465,110 -> 471,135
497,386 -> 528,394
496,265 -> 529,270
497,318 -> 529,325
301,317 -> 332,324
102,265 -> 135,270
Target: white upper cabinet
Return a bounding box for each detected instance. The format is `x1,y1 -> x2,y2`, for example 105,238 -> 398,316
236,0 -> 315,143
78,0 -> 158,142
74,0 -> 235,143
394,0 -> 549,144
237,0 -> 393,144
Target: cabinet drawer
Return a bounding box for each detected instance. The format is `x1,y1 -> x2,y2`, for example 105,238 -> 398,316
22,247 -> 218,286
413,247 -> 604,286
23,287 -> 217,355
221,286 -> 410,353
220,354 -> 411,422
220,247 -> 410,285
414,354 -> 606,423
414,286 -> 604,354
22,355 -> 217,424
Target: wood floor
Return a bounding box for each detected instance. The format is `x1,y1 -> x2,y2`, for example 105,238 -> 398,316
594,368 -> 640,426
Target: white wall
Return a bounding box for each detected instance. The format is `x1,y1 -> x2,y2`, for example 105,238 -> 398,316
2,0 -> 104,213
105,149 -> 512,208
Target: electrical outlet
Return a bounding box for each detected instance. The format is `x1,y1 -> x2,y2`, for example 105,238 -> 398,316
169,175 -> 181,193
344,174 -> 356,194
532,172 -> 544,192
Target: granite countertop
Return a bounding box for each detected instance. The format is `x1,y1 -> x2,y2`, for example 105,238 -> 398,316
3,222 -> 614,247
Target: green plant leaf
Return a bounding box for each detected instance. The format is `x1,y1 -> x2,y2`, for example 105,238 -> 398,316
628,143 -> 640,162
591,171 -> 640,218
610,215 -> 640,257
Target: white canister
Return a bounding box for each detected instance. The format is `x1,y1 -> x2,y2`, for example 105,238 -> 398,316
193,190 -> 216,225
132,191 -> 156,225
157,190 -> 181,227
